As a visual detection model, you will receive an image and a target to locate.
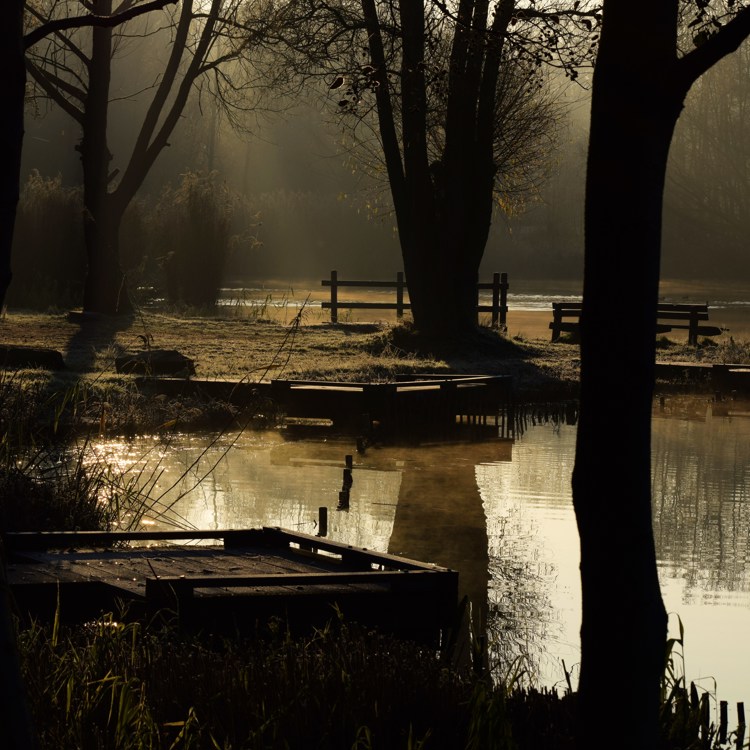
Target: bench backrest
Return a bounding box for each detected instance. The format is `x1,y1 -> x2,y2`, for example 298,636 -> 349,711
551,301 -> 709,320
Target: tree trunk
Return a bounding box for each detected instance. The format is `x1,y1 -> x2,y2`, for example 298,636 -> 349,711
0,24 -> 39,749
573,7 -> 681,747
405,239 -> 480,338
80,2 -> 131,315
0,0 -> 25,310
362,0 -> 507,337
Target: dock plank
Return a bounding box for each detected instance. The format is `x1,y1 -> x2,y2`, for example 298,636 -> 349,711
4,528 -> 459,643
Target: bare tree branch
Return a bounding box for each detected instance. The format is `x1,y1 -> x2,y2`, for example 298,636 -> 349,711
23,0 -> 175,49
677,6 -> 750,90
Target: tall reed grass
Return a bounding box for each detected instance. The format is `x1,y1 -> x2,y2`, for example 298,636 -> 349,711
16,609 -> 742,750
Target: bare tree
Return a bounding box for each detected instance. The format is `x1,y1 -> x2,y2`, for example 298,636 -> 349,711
24,0 -> 290,313
575,2 -> 750,747
0,0 -> 172,312
291,0 -> 600,336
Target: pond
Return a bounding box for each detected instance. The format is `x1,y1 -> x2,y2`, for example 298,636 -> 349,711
89,394 -> 750,712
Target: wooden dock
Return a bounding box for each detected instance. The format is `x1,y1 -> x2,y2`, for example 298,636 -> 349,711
135,373 -> 515,439
4,527 -> 458,642
271,373 -> 514,437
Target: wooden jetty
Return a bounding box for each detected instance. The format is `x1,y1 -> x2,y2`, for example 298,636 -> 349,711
4,527 -> 458,643
270,373 -> 514,437
135,372 -> 515,439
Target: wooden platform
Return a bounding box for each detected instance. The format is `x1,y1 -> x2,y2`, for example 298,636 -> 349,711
135,373 -> 515,439
272,374 -> 514,436
4,527 -> 458,642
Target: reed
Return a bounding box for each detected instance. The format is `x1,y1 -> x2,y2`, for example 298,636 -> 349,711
19,609 -> 744,750
19,617 -> 474,750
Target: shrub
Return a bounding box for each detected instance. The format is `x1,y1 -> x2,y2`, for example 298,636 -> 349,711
154,171 -> 255,308
9,171 -> 86,309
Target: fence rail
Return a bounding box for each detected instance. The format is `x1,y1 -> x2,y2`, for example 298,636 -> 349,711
321,271 -> 508,327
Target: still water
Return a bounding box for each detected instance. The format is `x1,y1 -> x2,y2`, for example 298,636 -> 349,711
92,395 -> 750,707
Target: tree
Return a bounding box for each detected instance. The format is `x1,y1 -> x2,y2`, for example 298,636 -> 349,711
301,0 -> 599,336
573,2 -> 750,747
24,0 -> 289,314
0,0 -> 173,313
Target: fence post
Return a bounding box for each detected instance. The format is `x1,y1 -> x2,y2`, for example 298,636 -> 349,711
490,272 -> 509,330
491,273 -> 500,328
330,270 -> 338,324
396,272 -> 404,319
500,272 -> 508,330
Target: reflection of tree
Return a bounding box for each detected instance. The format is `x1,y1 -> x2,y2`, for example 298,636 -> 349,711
652,412 -> 750,595
382,441 -> 548,675
386,444 -> 494,643
485,507 -> 551,683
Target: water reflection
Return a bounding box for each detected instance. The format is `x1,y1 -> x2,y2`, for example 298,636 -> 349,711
89,397 -> 750,705
476,425 -> 581,687
653,397 -> 750,597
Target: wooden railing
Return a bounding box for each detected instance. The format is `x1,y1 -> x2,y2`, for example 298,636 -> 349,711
321,270 -> 509,327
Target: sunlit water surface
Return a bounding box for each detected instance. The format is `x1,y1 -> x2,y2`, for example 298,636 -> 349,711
92,396 -> 750,710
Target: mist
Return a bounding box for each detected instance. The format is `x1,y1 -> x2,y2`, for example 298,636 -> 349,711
17,17 -> 750,295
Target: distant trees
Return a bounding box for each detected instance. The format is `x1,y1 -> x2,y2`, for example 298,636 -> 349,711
665,38 -> 750,276
574,2 -> 750,748
23,0 -> 293,314
301,0 -> 600,336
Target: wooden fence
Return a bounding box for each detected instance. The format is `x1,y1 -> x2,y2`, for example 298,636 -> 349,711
322,271 -> 509,327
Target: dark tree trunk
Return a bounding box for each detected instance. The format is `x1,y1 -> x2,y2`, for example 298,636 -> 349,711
362,0 -> 511,337
573,5 -> 682,747
0,22 -> 36,746
80,1 -> 131,314
0,0 -> 26,310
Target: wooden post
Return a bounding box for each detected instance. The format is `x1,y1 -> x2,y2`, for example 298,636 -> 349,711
396,271 -> 404,319
551,304 -> 562,342
737,702 -> 746,750
687,305 -> 703,346
720,701 -> 728,745
500,272 -> 508,330
491,272 -> 500,328
318,507 -> 328,537
330,270 -> 338,324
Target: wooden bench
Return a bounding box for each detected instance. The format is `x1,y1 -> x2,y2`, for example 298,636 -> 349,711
550,302 -> 723,345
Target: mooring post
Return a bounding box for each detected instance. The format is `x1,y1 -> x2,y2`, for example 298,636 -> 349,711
330,270 -> 338,324
318,507 -> 328,537
342,467 -> 353,491
737,702 -> 746,750
396,271 -> 405,319
720,701 -> 728,745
